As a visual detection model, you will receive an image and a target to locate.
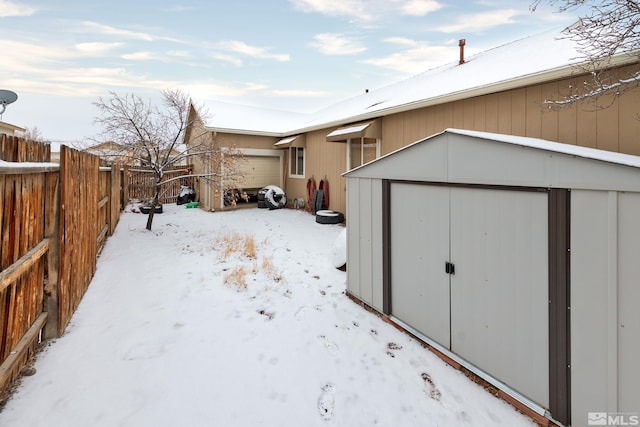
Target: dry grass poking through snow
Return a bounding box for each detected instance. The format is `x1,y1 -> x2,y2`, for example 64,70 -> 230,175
217,232 -> 282,289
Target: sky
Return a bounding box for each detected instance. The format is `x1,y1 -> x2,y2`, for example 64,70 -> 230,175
0,0 -> 581,144
0,205 -> 537,426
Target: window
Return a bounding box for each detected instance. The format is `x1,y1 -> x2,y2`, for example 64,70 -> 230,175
289,147 -> 304,177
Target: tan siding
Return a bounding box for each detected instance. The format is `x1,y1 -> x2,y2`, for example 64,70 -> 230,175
474,97 -> 486,132
497,91 -> 513,134
452,101 -> 465,129
382,115 -> 405,154
620,88 -> 640,155
557,101 -> 578,146
576,105 -> 598,148
512,88 -> 527,136
463,98 -> 474,129
596,94 -> 620,152
215,133 -> 278,149
541,82 -> 560,142
485,93 -> 498,133
526,85 -> 542,138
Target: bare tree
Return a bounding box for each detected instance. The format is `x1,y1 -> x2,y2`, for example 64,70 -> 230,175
531,0 -> 640,108
93,89 -> 244,230
23,125 -> 44,142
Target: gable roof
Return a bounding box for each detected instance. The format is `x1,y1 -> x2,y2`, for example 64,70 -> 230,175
202,24 -> 638,137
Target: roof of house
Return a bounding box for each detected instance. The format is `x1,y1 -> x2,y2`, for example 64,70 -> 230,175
202,24 -> 637,137
0,120 -> 26,133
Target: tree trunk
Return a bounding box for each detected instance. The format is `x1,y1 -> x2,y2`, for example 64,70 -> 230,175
145,181 -> 161,230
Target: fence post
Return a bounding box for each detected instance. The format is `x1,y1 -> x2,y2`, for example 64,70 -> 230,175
43,171 -> 60,339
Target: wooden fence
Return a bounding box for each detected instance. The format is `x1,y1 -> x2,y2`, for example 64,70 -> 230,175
0,136 -> 123,394
128,165 -> 193,204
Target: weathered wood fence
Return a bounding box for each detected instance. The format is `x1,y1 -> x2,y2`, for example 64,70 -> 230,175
128,165 -> 193,204
0,136 -> 124,394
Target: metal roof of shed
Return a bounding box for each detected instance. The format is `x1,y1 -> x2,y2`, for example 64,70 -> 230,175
343,129 -> 640,193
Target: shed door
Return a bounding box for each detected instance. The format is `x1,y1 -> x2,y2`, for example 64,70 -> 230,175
390,183 -> 450,348
450,187 -> 549,407
389,184 -> 549,407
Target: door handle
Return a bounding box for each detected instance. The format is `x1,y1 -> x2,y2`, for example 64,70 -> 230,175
445,262 -> 455,275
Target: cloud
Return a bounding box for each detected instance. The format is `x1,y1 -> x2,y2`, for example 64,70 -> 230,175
0,0 -> 36,17
309,33 -> 366,55
121,51 -> 160,61
216,40 -> 290,62
289,0 -> 371,20
384,36 -> 418,46
434,9 -> 521,33
210,52 -> 243,67
400,0 -> 442,16
269,88 -> 327,98
75,42 -> 123,55
80,21 -> 182,43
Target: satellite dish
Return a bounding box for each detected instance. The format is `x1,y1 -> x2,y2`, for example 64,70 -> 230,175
0,89 -> 18,115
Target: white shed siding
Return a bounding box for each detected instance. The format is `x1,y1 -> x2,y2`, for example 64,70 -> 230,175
346,178 -> 384,311
618,192 -> 640,413
569,190 -> 640,427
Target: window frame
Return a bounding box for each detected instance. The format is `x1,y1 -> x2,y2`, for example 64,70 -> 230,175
289,146 -> 305,178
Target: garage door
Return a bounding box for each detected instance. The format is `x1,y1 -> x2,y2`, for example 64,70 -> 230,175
390,183 -> 549,407
237,156 -> 280,189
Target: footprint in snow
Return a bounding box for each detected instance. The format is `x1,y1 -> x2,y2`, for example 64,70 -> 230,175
294,306 -> 307,320
318,384 -> 336,420
318,335 -> 339,355
421,372 -> 442,401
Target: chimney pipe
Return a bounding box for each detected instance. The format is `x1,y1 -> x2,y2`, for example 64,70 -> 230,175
458,39 -> 466,65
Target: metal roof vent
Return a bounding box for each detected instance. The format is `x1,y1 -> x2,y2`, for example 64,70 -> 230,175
459,39 -> 466,65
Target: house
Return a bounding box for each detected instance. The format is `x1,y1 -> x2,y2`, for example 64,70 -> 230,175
83,141 -> 188,167
0,120 -> 25,137
343,129 -> 640,426
185,25 -> 640,213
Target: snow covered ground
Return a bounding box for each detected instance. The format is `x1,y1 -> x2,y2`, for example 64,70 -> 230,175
0,204 -> 536,427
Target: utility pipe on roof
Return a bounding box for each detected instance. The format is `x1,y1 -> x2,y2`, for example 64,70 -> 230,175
459,39 -> 466,65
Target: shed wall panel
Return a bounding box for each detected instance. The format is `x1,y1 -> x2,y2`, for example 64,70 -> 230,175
570,190 -> 611,426
358,179 -> 373,305
346,178 -> 361,299
617,192 -> 640,412
370,179 -> 384,310
346,178 -> 384,311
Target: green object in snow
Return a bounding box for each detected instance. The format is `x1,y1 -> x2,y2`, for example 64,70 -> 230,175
185,202 -> 199,208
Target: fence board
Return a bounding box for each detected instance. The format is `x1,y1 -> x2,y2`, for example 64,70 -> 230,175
0,134 -> 51,162
128,166 -> 193,204
57,146 -> 100,335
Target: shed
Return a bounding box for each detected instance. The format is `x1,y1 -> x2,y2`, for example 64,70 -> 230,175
343,129 -> 640,427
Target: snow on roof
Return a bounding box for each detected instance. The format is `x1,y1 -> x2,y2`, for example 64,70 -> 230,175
448,128 -> 640,169
205,25 -> 593,135
202,100 -> 309,136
